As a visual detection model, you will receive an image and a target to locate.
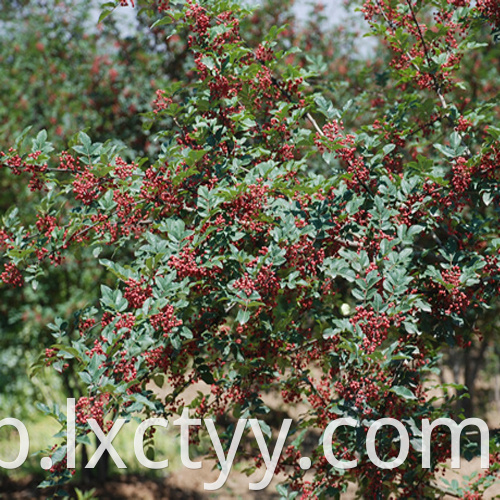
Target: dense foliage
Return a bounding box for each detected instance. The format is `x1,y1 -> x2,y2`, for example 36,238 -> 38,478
1,0 -> 500,497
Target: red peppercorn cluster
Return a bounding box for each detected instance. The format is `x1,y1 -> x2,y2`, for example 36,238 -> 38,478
0,262 -> 24,287
477,0 -> 500,27
152,89 -> 172,114
150,304 -> 183,336
124,278 -> 153,309
0,149 -> 48,191
75,393 -> 110,429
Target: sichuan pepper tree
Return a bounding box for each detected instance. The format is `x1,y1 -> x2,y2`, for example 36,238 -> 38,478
1,0 -> 500,497
0,0 -> 360,420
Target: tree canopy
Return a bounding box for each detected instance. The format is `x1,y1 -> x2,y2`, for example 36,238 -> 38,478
1,0 -> 500,498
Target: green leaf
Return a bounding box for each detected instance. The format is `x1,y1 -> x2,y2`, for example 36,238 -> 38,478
482,191 -> 493,206
236,308 -> 250,325
390,386 -> 417,400
434,143 -> 455,158
98,2 -> 116,23
198,365 -> 215,384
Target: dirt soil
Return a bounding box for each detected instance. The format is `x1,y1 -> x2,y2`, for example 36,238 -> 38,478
2,458 -> 499,500
0,474 -> 204,500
